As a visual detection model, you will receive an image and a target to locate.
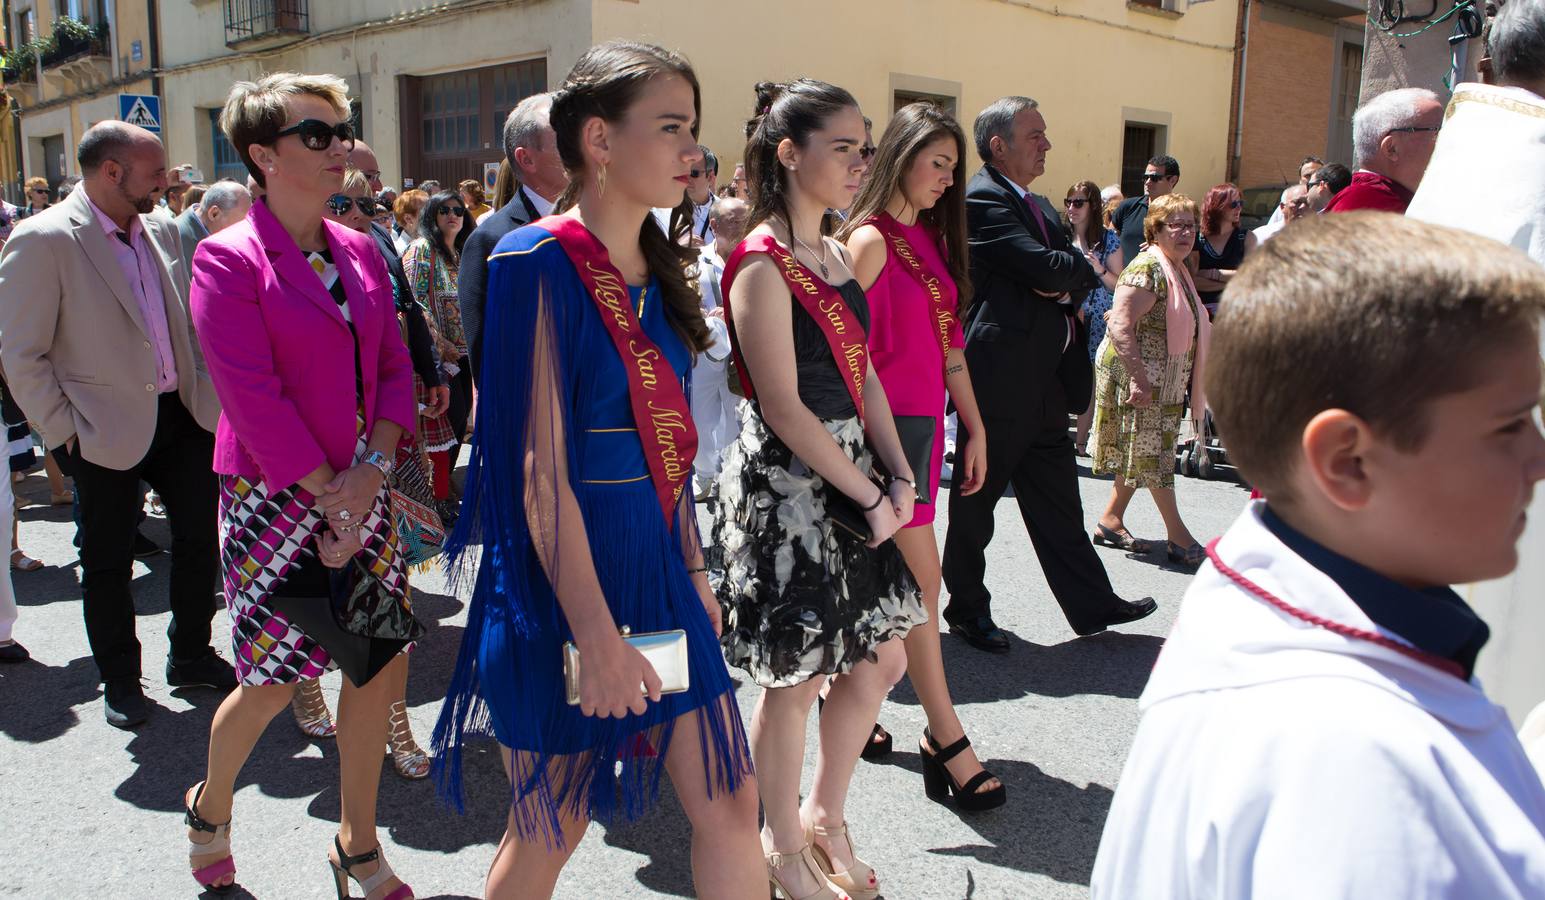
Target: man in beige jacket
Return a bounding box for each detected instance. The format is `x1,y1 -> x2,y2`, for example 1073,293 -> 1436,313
0,121 -> 233,728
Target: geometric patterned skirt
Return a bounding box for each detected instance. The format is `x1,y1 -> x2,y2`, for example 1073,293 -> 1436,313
218,461 -> 411,687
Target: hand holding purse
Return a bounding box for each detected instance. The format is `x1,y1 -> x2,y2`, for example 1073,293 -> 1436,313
564,626 -> 690,707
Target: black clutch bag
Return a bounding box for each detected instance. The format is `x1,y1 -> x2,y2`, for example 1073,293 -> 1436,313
268,559 -> 420,688
891,415 -> 935,506
824,475 -> 890,544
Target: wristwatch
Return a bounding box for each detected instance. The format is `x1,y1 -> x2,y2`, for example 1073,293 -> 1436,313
361,449 -> 393,478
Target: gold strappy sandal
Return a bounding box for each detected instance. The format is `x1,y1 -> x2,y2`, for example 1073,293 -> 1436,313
386,700 -> 430,780
291,678 -> 336,738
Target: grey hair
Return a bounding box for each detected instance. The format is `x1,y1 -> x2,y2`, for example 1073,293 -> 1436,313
973,96 -> 1038,163
201,179 -> 251,213
1351,87 -> 1440,167
502,92 -> 554,166
1492,0 -> 1545,86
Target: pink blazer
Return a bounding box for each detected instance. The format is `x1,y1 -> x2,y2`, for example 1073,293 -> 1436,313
190,199 -> 415,492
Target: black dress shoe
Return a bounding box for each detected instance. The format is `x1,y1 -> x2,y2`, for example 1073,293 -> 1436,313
1074,597 -> 1159,637
103,678 -> 150,729
0,639 -> 29,663
133,531 -> 162,558
167,652 -> 238,690
946,615 -> 1011,653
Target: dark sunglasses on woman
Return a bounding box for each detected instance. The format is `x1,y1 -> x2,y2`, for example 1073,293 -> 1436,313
439,206 -> 467,217
274,119 -> 356,152
1064,198 -> 1090,209
325,194 -> 379,217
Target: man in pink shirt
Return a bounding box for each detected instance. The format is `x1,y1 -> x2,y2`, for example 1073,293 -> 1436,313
0,122 -> 231,728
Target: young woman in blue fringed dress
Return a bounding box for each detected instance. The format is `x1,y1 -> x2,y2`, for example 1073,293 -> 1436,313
431,41 -> 763,899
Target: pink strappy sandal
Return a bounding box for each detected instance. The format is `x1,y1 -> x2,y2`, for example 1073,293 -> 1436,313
184,781 -> 236,894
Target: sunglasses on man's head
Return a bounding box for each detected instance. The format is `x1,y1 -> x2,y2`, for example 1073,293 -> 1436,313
273,118 -> 356,151
325,194 -> 378,217
1064,198 -> 1090,209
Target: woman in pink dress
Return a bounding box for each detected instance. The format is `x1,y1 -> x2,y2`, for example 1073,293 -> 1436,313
838,102 -> 1004,812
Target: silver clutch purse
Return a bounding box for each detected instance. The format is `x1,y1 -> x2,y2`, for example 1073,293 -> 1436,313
563,626 -> 690,706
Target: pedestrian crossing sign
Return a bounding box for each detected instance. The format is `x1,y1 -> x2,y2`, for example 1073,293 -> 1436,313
118,94 -> 161,133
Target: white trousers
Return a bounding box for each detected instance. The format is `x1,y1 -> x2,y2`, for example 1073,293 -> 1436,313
0,471 -> 16,643
691,360 -> 741,495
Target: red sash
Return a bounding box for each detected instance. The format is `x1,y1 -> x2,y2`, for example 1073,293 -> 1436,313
721,233 -> 868,422
541,216 -> 698,522
867,213 -> 958,363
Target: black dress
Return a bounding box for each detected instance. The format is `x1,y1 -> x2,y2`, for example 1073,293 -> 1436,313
1195,227 -> 1247,314
712,282 -> 926,689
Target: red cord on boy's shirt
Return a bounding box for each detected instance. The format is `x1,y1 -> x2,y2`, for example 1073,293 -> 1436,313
1204,539 -> 1467,680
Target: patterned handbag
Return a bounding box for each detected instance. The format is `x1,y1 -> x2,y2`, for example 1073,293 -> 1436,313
389,439 -> 445,569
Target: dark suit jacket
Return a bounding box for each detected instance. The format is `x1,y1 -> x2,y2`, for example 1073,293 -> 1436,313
963,165 -> 1100,418
459,188 -> 541,385
174,207 -> 209,268
369,222 -> 441,388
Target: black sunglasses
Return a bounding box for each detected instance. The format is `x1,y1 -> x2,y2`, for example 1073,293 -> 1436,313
1143,172 -> 1169,183
859,146 -> 877,161
1229,199 -> 1244,209
273,119 -> 356,151
690,169 -> 703,179
1388,125 -> 1441,135
325,194 -> 379,217
1063,198 -> 1089,209
439,205 -> 467,217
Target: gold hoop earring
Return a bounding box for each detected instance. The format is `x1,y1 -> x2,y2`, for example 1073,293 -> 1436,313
596,164 -> 608,198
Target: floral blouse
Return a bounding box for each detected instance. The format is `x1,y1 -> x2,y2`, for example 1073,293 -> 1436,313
402,237 -> 465,359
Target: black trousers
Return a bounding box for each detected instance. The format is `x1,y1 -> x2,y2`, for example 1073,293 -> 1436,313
446,358 -> 473,444
941,383 -> 1124,634
53,394 -> 219,683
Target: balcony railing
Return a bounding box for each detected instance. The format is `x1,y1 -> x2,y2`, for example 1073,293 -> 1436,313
224,0 -> 310,48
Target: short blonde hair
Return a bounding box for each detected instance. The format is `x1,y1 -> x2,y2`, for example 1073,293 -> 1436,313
1143,193 -> 1198,244
219,72 -> 350,188
394,189 -> 428,230
340,167 -> 369,196
24,176 -> 47,193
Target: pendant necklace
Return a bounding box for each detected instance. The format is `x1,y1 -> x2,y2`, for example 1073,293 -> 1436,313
791,232 -> 829,279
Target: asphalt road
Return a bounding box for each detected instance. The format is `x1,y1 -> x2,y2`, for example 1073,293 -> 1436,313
0,451 -> 1252,899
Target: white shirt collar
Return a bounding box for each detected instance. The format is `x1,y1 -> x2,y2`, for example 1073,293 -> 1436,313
523,184 -> 555,218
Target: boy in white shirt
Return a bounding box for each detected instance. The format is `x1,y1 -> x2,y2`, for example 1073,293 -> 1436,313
1093,212 -> 1545,899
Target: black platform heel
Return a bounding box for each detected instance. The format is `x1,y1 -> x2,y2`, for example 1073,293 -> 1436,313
920,727 -> 1006,812
329,834 -> 413,900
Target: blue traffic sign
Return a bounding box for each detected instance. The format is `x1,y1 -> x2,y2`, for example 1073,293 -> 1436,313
118,94 -> 161,133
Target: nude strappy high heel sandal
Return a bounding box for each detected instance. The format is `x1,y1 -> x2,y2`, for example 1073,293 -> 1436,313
386,700 -> 430,780
805,821 -> 879,900
766,844 -> 848,900
184,781 -> 236,895
329,834 -> 414,900
291,678 -> 336,738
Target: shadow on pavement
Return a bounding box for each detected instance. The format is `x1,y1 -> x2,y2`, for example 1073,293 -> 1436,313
0,654 -> 99,742
887,630 -> 1164,706
877,750 -> 1114,886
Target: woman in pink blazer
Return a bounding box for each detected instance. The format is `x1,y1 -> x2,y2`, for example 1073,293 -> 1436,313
180,73 -> 417,900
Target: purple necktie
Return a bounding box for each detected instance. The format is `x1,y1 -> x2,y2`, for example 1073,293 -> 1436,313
1024,193 -> 1049,242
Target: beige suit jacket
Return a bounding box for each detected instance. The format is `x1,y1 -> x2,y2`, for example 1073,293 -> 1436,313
0,186 -> 220,470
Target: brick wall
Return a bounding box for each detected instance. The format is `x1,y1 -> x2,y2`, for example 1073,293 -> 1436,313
1237,3 -> 1337,189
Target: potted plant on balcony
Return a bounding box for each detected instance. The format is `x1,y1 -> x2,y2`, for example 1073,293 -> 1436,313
42,16 -> 95,68
3,42 -> 38,83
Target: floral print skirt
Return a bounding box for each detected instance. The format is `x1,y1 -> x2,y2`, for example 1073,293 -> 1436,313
712,407 -> 926,689
1089,336 -> 1192,491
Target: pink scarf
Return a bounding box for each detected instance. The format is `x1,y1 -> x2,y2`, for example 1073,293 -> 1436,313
1149,248 -> 1210,418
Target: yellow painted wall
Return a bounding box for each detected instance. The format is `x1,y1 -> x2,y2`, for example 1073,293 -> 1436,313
592,0 -> 1239,202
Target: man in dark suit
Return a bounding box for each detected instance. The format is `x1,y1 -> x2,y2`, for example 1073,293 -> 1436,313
941,97 -> 1156,652
173,179 -> 250,265
350,141 -> 450,419
460,91 -> 563,386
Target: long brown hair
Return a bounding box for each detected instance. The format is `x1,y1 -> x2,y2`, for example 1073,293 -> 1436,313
837,102 -> 972,306
548,41 -> 709,353
1061,180 -> 1105,250
742,79 -> 860,237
